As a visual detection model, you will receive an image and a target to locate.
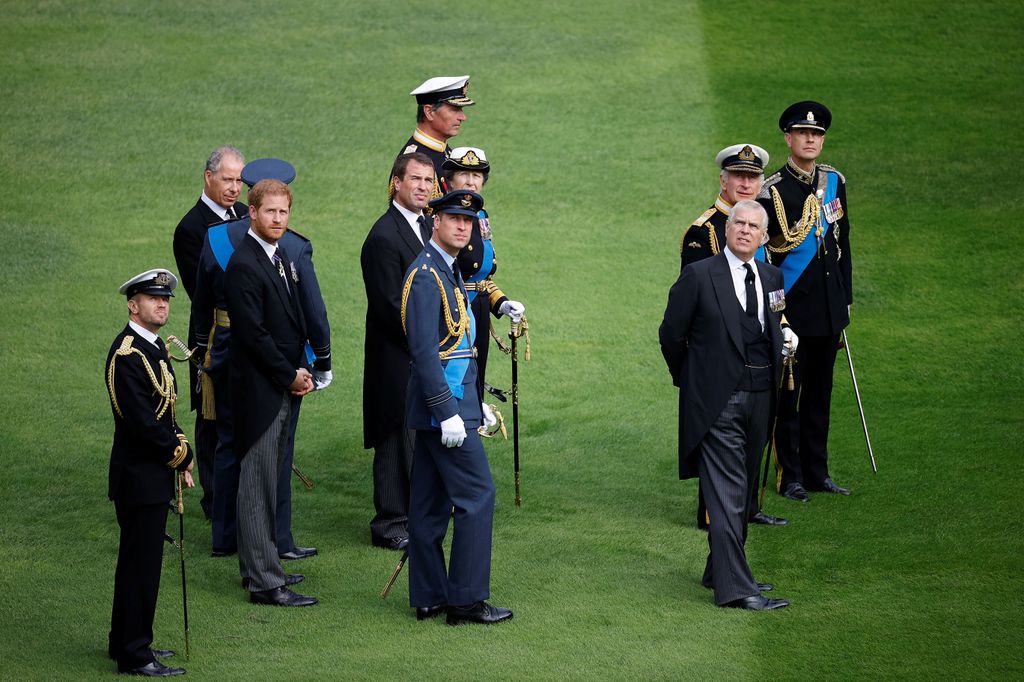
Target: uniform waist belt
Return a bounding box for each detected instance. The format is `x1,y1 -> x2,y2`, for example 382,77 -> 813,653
442,347 -> 477,360
215,308 -> 230,328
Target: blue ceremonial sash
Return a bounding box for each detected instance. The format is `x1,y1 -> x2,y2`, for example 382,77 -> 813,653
304,342 -> 316,365
442,298 -> 476,400
209,224 -> 235,272
755,245 -> 766,262
778,171 -> 838,293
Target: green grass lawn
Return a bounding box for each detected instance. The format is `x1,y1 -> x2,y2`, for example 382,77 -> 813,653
1,1 -> 1021,679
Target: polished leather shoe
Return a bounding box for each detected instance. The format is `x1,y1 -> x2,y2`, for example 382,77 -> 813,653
372,535 -> 410,551
416,605 -> 446,621
243,574 -> 304,589
279,546 -> 318,561
250,586 -> 318,607
210,547 -> 237,557
724,594 -> 789,610
446,601 -> 513,625
781,482 -> 810,503
123,660 -> 186,676
816,477 -> 851,495
151,650 -> 175,659
750,511 -> 788,526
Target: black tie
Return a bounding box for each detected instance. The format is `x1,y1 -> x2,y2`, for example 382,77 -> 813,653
743,263 -> 757,318
272,249 -> 290,295
226,206 -> 237,221
418,215 -> 432,245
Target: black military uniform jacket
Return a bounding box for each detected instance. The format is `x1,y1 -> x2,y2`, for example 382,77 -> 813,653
757,160 -> 852,336
105,325 -> 193,505
394,129 -> 450,200
679,196 -> 732,273
456,211 -> 508,316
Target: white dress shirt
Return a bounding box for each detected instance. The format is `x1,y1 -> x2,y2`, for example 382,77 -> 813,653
201,192 -> 236,222
393,200 -> 427,245
723,247 -> 764,330
128,320 -> 163,352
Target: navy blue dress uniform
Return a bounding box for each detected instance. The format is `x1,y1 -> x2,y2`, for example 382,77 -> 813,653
757,102 -> 853,500
402,191 -> 511,624
392,75 -> 475,201
443,149 -> 513,400
173,194 -> 247,519
659,245 -> 790,609
679,143 -> 774,530
191,159 -> 327,559
106,269 -> 192,675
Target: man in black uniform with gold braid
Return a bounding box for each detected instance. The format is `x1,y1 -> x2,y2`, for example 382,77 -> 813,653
757,101 -> 853,503
105,268 -> 194,677
680,144 -> 785,530
391,75 -> 475,202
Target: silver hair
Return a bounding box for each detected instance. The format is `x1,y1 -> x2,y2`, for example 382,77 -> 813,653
205,146 -> 245,173
728,199 -> 768,230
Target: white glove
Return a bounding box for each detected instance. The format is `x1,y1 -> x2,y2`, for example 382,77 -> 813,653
312,370 -> 333,390
499,300 -> 525,323
482,403 -> 497,429
782,327 -> 799,358
440,414 -> 466,448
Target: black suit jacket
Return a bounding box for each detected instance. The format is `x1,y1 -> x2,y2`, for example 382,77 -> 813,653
105,325 -> 193,504
226,236 -> 308,457
360,203 -> 425,448
659,253 -> 786,479
173,197 -> 248,410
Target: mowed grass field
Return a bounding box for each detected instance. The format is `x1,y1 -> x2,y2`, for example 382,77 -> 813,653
1,1 -> 1022,680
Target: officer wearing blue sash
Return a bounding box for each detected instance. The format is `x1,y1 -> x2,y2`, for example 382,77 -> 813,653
401,189 -> 512,626
757,101 -> 853,502
681,144 -> 785,529
442,147 -> 525,402
191,158 -> 326,561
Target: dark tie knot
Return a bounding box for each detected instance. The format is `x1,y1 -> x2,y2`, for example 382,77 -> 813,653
743,262 -> 754,283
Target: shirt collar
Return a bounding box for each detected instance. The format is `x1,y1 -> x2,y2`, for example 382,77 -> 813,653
428,239 -> 457,271
200,192 -> 234,221
714,194 -> 734,215
393,200 -> 424,229
723,246 -> 756,269
786,158 -> 816,185
128,320 -> 162,350
412,128 -> 447,153
247,228 -> 278,260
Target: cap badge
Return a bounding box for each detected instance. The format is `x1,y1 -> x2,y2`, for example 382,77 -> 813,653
738,146 -> 755,162
461,150 -> 481,166
807,111 -> 816,123
460,194 -> 473,208
154,272 -> 171,287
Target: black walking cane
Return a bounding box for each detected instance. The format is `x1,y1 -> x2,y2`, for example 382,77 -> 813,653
510,318 -> 524,507
174,473 -> 191,659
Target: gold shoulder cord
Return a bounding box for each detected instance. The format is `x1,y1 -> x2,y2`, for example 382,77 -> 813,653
708,224 -> 720,255
106,336 -> 177,421
400,267 -> 469,358
767,186 -> 819,254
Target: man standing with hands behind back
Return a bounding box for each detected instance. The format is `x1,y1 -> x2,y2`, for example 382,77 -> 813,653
660,200 -> 797,610
226,179 -> 317,607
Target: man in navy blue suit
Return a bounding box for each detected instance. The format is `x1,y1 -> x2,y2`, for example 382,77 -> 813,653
401,189 -> 512,626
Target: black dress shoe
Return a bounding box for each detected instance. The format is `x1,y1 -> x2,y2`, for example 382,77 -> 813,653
211,547 -> 237,557
151,649 -> 175,659
250,586 -> 318,607
123,660 -> 186,677
815,477 -> 851,495
723,594 -> 789,610
749,511 -> 788,526
446,601 -> 513,625
279,546 -> 318,561
372,535 -> 410,551
781,482 -> 810,503
243,574 -> 304,589
416,605 -> 446,621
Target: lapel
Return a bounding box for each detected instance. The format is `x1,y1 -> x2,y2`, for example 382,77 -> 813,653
245,236 -> 300,327
757,262 -> 784,354
709,253 -> 744,357
390,204 -> 425,259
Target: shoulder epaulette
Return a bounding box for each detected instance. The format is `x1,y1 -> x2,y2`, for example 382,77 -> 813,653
286,228 -> 310,242
691,207 -> 716,228
817,163 -> 846,183
758,172 -> 782,199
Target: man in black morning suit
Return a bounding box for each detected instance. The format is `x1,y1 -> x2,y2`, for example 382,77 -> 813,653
360,152 -> 436,550
660,201 -> 797,610
757,101 -> 853,502
172,145 -> 247,519
105,268 -> 194,676
225,179 -> 317,607
402,189 -> 512,626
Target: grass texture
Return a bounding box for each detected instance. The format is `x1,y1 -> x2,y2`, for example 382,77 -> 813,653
0,1 -> 1021,679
